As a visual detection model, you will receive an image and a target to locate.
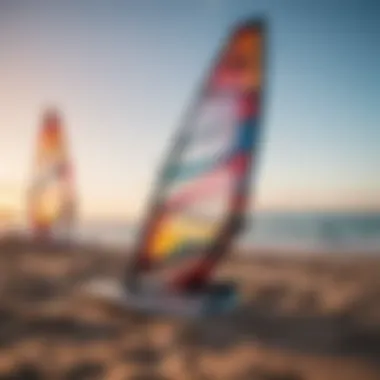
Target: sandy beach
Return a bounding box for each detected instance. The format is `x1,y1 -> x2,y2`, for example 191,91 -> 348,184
0,237 -> 379,380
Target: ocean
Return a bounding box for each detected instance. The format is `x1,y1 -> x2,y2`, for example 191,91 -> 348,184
73,212 -> 380,254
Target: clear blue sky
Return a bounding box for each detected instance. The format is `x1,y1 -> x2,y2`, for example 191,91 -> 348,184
0,0 -> 379,220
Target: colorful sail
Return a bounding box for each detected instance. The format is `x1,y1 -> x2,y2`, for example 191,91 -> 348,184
129,19 -> 266,292
27,109 -> 76,241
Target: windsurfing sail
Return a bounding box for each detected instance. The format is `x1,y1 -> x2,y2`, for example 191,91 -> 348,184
128,19 -> 266,292
27,109 -> 76,241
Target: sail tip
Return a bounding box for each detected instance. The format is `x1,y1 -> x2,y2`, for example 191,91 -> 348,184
232,16 -> 267,33
40,107 -> 64,135
42,106 -> 62,121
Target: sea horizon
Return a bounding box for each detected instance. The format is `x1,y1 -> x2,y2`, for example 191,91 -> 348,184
72,210 -> 380,255
4,210 -> 380,255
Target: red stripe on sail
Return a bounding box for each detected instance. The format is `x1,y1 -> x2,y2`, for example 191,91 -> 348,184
239,91 -> 259,118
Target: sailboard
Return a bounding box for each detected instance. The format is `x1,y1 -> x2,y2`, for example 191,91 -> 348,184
27,109 -> 76,243
85,18 -> 267,318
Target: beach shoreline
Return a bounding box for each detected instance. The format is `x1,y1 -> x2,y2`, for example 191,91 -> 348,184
0,237 -> 379,379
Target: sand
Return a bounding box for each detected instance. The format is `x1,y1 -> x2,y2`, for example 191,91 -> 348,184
0,236 -> 379,380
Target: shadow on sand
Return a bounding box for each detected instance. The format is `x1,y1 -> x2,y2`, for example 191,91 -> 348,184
176,294 -> 380,362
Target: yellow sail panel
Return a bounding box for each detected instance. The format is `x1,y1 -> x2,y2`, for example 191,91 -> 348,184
38,186 -> 61,219
149,216 -> 217,260
30,185 -> 61,227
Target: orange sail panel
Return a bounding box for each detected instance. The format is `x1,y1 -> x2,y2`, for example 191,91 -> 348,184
28,110 -> 76,240
129,19 -> 266,291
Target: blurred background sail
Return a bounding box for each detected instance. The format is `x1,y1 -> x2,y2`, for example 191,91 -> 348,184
27,109 -> 76,243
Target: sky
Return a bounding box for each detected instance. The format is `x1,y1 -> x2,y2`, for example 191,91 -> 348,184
0,0 -> 379,221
